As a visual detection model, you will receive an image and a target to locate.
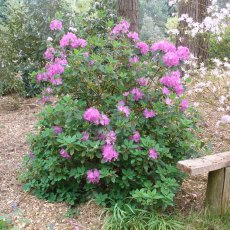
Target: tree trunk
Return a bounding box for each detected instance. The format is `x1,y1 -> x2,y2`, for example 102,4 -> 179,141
177,0 -> 211,63
117,0 -> 140,32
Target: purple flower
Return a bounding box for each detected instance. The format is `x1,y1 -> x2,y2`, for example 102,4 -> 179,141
102,144 -> 119,162
105,131 -> 116,145
83,107 -> 101,125
130,131 -> 140,143
60,32 -> 78,48
53,126 -> 63,135
50,19 -> 62,31
177,46 -> 190,61
81,132 -> 89,141
100,114 -> 110,126
165,98 -> 172,105
87,169 -> 100,184
28,152 -> 35,160
46,63 -> 65,77
44,47 -> 55,60
118,105 -> 130,117
162,87 -> 170,95
159,71 -> 183,96
149,148 -> 158,160
36,73 -> 44,82
137,42 -> 149,55
180,99 -> 188,111
131,88 -> 144,101
136,77 -> 148,86
111,20 -> 130,35
123,92 -> 130,97
45,87 -> 52,94
84,52 -> 90,57
118,100 -> 125,106
54,57 -> 68,66
49,77 -> 63,86
41,96 -> 50,104
60,148 -> 71,159
163,52 -> 179,67
129,56 -> 139,63
127,32 -> 139,42
143,109 -> 156,118
170,70 -> 181,78
174,84 -> 184,96
150,41 -> 176,53
89,60 -> 95,66
75,38 -> 87,48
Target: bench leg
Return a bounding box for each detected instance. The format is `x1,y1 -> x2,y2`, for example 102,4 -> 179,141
205,167 -> 230,215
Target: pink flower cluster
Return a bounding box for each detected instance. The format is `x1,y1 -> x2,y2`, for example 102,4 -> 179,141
60,32 -> 87,49
180,99 -> 189,111
150,41 -> 176,53
143,109 -> 156,118
83,107 -> 101,125
45,87 -> 52,94
87,169 -> 100,184
118,105 -> 131,117
102,144 -> 119,162
53,126 -> 63,135
149,148 -> 158,160
50,19 -> 62,31
111,20 -> 130,35
162,86 -> 170,95
46,63 -> 65,76
100,114 -> 110,126
37,20 -> 88,86
131,88 -> 144,101
37,56 -> 67,86
163,52 -> 180,67
129,56 -> 139,63
137,42 -> 149,55
41,96 -> 50,104
81,132 -> 89,141
105,131 -> 116,145
54,57 -> 68,66
83,107 -> 110,126
60,148 -> 70,159
38,22 -> 85,86
136,77 -> 148,86
127,32 -> 139,42
151,41 -> 190,61
150,41 -> 190,67
44,47 -> 56,60
130,131 -> 140,143
46,63 -> 65,85
160,71 -> 184,96
165,98 -> 172,105
177,46 -> 190,61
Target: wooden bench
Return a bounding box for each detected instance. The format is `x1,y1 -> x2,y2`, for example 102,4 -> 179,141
177,151 -> 230,215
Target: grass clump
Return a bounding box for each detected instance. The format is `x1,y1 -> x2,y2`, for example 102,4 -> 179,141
102,204 -> 184,230
180,209 -> 230,230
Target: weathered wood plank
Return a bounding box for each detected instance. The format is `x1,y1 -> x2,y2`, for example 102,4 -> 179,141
177,151 -> 230,176
222,167 -> 230,214
205,168 -> 225,215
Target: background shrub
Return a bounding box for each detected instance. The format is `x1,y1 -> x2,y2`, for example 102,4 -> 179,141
0,0 -> 76,96
210,26 -> 230,61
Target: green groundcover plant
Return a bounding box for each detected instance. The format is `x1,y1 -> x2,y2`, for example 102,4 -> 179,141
21,19 -> 202,210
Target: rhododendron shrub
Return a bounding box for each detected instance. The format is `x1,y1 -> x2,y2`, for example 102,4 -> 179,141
21,20 -> 202,209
